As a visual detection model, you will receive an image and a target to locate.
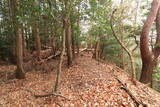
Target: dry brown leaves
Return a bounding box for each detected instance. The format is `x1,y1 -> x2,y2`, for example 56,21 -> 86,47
0,52 -> 158,107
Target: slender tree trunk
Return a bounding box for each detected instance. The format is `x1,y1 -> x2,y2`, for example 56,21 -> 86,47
45,22 -> 49,46
140,0 -> 160,84
33,24 -> 41,57
65,18 -> 73,66
53,18 -> 66,93
71,29 -> 75,58
94,41 -> 100,60
76,4 -> 80,56
65,20 -> 73,65
64,1 -> 73,66
120,0 -> 125,70
22,27 -> 25,57
15,28 -> 25,79
110,10 -> 136,79
32,1 -> 41,57
100,45 -> 104,59
120,36 -> 125,69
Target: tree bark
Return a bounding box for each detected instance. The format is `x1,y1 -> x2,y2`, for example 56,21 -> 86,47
140,0 -> 160,84
64,1 -> 73,66
71,29 -> 75,59
15,28 -> 25,79
154,8 -> 160,59
76,3 -> 80,56
22,26 -> 27,57
9,0 -> 25,79
33,24 -> 41,57
32,1 -> 41,57
64,19 -> 73,66
53,18 -> 66,93
94,40 -> 100,59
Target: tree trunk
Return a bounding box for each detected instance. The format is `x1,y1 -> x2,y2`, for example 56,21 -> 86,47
139,0 -> 160,84
45,22 -> 49,46
22,26 -> 27,57
53,18 -> 66,93
65,18 -> 73,66
9,0 -> 25,79
154,8 -> 160,59
76,4 -> 80,56
33,24 -> 41,57
77,45 -> 80,55
110,10 -> 136,79
15,28 -> 25,79
64,1 -> 73,66
140,57 -> 154,84
71,29 -> 75,59
94,41 -> 100,59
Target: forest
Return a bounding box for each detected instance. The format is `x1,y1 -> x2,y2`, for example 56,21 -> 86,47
0,0 -> 160,106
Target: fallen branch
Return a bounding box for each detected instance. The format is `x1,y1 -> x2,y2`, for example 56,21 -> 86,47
115,77 -> 146,106
25,89 -> 70,101
37,53 -> 60,64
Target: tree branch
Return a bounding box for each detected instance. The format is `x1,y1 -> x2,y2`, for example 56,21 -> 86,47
25,89 -> 70,101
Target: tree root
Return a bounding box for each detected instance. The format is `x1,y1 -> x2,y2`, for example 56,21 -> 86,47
25,89 -> 70,101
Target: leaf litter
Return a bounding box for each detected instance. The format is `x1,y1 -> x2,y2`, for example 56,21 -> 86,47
0,52 -> 160,107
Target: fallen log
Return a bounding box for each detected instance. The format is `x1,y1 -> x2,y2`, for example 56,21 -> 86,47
25,89 -> 70,101
112,65 -> 160,106
37,53 -> 61,64
115,77 -> 146,107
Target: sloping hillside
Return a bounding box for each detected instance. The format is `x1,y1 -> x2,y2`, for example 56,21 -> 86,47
0,52 -> 160,107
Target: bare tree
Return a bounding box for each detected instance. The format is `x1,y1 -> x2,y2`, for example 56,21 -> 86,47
110,9 -> 136,79
53,17 -> 66,93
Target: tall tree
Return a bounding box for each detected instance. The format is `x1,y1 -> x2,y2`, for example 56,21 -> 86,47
33,24 -> 41,58
140,0 -> 160,84
33,1 -> 41,58
15,28 -> 25,79
64,1 -> 73,66
9,0 -> 25,79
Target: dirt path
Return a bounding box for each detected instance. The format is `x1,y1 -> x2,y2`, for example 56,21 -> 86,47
0,52 -> 159,106
59,53 -> 135,106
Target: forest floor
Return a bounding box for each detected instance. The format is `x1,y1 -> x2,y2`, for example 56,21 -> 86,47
0,52 -> 160,107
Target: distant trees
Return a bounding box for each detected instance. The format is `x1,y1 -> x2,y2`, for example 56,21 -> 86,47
140,0 -> 160,84
32,1 -> 41,58
33,25 -> 41,58
0,0 -> 85,81
1,0 -> 160,90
